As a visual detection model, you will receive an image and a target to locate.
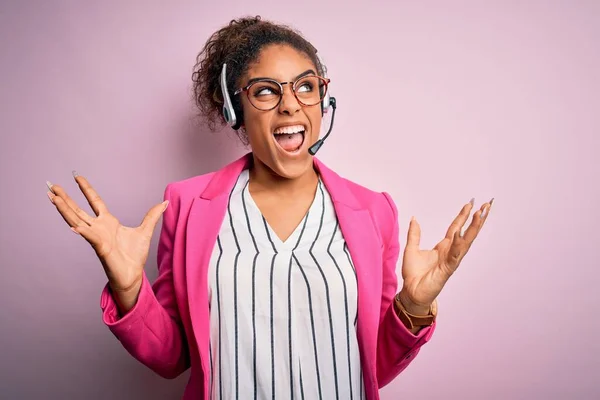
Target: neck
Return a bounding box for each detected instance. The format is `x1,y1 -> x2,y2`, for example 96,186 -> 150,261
248,155 -> 318,197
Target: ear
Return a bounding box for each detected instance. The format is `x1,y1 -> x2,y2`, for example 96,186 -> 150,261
232,95 -> 245,129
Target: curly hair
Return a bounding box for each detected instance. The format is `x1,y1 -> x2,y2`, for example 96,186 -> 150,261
191,15 -> 326,141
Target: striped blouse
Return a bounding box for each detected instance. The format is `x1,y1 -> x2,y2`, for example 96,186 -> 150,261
207,169 -> 365,400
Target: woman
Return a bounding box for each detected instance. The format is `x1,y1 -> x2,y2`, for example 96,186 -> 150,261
47,16 -> 492,400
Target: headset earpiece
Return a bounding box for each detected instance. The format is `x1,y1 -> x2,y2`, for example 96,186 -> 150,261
220,63 -> 240,129
321,90 -> 330,115
320,75 -> 331,115
320,70 -> 334,115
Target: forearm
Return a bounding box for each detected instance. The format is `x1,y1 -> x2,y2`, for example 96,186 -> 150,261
101,274 -> 189,379
376,300 -> 434,388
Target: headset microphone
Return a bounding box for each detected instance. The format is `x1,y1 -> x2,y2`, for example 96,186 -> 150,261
308,96 -> 337,156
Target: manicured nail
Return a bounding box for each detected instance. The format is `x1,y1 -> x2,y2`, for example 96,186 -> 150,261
490,197 -> 494,206
163,200 -> 169,211
70,227 -> 80,235
72,170 -> 79,179
481,208 -> 487,218
46,181 -> 55,194
469,198 -> 475,206
47,191 -> 55,203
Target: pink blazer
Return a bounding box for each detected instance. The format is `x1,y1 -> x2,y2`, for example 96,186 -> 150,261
100,153 -> 436,400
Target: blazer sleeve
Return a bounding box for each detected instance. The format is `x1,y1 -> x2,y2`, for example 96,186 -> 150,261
375,192 -> 436,388
99,183 -> 190,379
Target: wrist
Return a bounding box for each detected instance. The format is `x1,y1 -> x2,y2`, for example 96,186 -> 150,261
394,291 -> 437,332
109,277 -> 143,316
396,290 -> 431,316
109,274 -> 143,294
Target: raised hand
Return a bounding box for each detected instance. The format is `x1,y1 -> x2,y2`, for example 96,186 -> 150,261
46,172 -> 168,313
398,198 -> 493,314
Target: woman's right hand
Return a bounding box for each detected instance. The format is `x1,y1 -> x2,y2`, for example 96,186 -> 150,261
47,172 -> 169,314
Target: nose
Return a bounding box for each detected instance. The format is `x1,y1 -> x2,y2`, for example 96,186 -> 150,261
278,83 -> 301,115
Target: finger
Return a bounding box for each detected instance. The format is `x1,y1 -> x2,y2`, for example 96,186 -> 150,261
445,198 -> 474,240
481,197 -> 494,224
47,181 -> 94,225
139,200 -> 169,236
71,224 -> 103,249
463,198 -> 493,243
406,216 -> 421,249
73,172 -> 108,216
49,189 -> 87,228
446,232 -> 465,271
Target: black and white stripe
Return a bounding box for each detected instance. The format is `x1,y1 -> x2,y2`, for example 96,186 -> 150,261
208,169 -> 365,399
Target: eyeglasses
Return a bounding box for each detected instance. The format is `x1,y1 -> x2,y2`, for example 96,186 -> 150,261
234,74 -> 330,111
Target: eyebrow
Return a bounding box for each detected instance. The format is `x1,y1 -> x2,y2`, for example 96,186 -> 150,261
246,69 -> 316,86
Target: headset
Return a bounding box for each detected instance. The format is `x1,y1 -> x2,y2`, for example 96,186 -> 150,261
220,63 -> 337,155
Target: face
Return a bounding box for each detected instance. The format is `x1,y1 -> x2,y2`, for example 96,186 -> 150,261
238,44 -> 324,180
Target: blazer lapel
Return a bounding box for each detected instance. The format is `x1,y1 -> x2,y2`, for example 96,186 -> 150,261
185,153 -> 251,390
314,159 -> 384,395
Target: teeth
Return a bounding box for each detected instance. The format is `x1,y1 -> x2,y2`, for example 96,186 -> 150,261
274,124 -> 305,135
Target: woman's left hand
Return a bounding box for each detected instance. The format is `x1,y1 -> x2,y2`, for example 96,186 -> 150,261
397,198 -> 494,315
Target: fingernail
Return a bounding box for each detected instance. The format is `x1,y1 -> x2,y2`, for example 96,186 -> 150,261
469,198 -> 475,206
72,170 -> 79,179
490,197 -> 494,206
46,181 -> 55,194
47,191 -> 55,203
70,227 -> 80,235
481,208 -> 487,218
163,200 -> 169,211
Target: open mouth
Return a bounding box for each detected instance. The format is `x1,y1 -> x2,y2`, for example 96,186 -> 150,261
273,124 -> 306,154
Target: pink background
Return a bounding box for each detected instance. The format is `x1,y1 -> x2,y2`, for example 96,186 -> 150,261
1,1 -> 598,399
